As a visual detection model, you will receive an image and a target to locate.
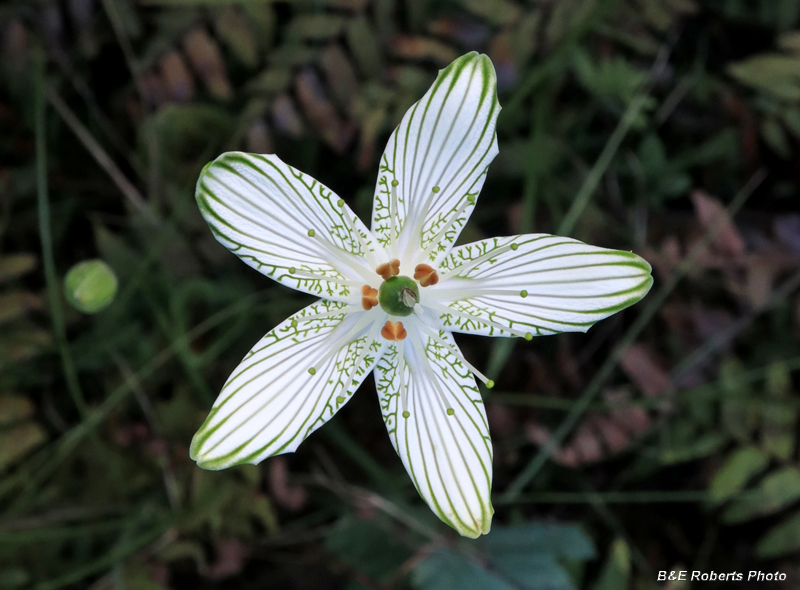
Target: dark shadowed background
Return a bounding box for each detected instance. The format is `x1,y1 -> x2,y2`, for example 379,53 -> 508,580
1,0 -> 800,588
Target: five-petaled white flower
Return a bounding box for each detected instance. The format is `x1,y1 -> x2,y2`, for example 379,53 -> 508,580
190,52 -> 653,538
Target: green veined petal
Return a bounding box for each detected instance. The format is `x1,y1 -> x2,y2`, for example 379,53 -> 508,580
374,329 -> 493,538
371,52 -> 500,265
431,234 -> 653,337
198,152 -> 381,302
191,300 -> 382,470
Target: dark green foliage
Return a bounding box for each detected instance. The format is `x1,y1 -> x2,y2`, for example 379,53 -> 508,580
1,0 -> 800,587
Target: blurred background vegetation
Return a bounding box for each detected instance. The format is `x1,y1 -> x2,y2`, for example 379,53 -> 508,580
1,0 -> 800,588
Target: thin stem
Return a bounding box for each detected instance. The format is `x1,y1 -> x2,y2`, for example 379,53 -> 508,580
35,54 -> 87,419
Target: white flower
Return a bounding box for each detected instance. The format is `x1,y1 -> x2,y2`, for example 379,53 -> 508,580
190,52 -> 653,538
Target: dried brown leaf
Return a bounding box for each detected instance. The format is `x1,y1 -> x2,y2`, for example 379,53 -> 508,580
390,36 -> 458,65
159,51 -> 194,103
183,28 -> 232,101
691,190 -> 746,256
620,344 -> 671,397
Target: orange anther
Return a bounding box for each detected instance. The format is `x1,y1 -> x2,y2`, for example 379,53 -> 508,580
381,321 -> 407,341
376,259 -> 401,280
361,285 -> 379,310
414,263 -> 439,287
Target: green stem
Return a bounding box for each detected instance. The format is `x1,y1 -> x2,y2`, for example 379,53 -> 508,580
35,52 -> 87,418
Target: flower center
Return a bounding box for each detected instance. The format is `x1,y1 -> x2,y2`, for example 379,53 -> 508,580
378,276 -> 419,317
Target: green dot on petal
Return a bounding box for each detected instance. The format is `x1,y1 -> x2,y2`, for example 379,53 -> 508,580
467,195 -> 475,203
391,179 -> 399,187
64,259 -> 118,314
289,267 -> 296,274
520,290 -> 528,298
337,199 -> 344,207
336,396 -> 345,404
446,408 -> 454,416
432,186 -> 440,193
308,368 -> 316,375
291,319 -> 298,328
510,243 -> 518,251
525,332 -> 533,341
402,411 -> 410,419
307,229 -> 315,237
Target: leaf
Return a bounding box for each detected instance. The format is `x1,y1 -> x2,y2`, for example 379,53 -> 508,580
0,422 -> 47,469
485,522 -> 596,562
591,539 -> 630,590
723,467 -> 800,523
458,0 -> 522,26
390,36 -> 458,65
214,7 -> 258,68
0,395 -> 35,426
325,517 -> 413,584
727,54 -> 800,101
182,28 -> 232,101
295,67 -> 354,153
0,291 -> 43,325
346,15 -> 381,77
0,253 -> 37,283
412,548 -> 515,590
755,510 -> 800,558
708,446 -> 769,505
287,14 -> 345,40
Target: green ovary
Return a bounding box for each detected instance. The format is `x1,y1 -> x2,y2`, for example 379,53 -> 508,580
378,276 -> 420,317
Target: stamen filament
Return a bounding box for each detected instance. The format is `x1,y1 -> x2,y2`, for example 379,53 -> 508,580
291,306 -> 362,326
444,242 -> 518,279
414,332 -> 458,413
290,268 -> 362,288
398,340 -> 408,414
390,180 -> 399,258
415,322 -> 492,386
308,232 -> 378,284
425,288 -> 531,303
417,196 -> 473,263
308,314 -> 377,375
340,203 -> 379,269
339,322 -> 381,399
426,301 -> 533,340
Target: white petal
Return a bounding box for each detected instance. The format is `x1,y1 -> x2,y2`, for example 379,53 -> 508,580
375,327 -> 493,538
191,301 -> 383,469
198,152 -> 382,302
430,235 -> 653,337
371,52 -> 500,266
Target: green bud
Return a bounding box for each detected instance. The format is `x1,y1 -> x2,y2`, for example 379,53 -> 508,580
64,260 -> 118,314
378,276 -> 419,317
